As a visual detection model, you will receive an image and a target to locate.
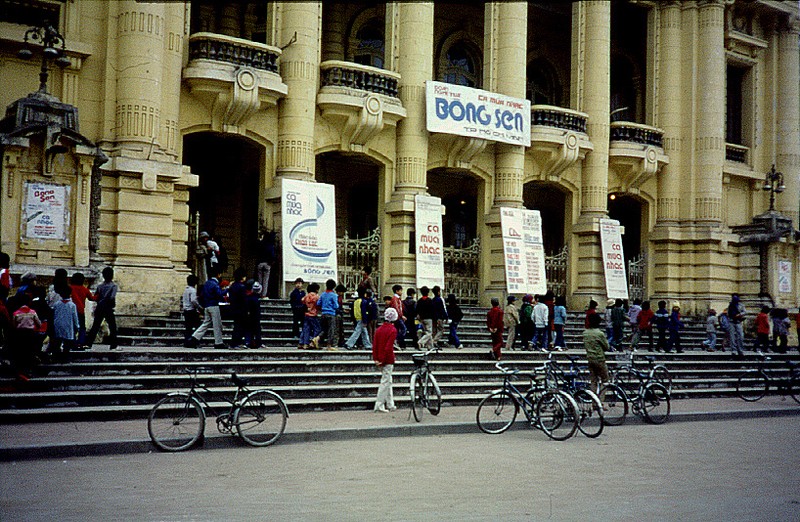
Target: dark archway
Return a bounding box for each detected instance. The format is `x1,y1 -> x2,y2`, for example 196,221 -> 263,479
523,182 -> 567,255
427,169 -> 480,248
183,132 -> 263,279
608,194 -> 643,263
316,152 -> 380,238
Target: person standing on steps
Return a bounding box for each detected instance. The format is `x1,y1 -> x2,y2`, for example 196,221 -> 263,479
583,312 -> 610,392
728,294 -> 746,357
503,295 -> 519,353
519,294 -> 534,351
372,307 -> 398,413
185,265 -> 227,350
416,286 -> 435,349
85,267 -> 119,351
403,288 -> 418,349
314,279 -> 339,351
665,302 -> 684,353
654,300 -> 670,352
486,297 -> 504,360
553,295 -> 567,351
255,230 -> 276,299
445,293 -> 464,349
431,286 -> 448,348
288,278 -> 306,340
299,282 -> 321,350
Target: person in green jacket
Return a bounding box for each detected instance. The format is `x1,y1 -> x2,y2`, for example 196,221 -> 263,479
584,312 -> 610,392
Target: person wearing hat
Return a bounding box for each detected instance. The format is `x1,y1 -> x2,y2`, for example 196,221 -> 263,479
372,307 -> 398,413
503,295 -> 519,352
665,302 -> 684,353
244,280 -> 264,349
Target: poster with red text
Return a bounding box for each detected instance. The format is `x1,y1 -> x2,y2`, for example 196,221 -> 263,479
599,218 -> 629,300
500,207 -> 547,295
23,182 -> 69,241
415,195 -> 444,289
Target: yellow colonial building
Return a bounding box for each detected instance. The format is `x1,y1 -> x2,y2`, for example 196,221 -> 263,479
1,0 -> 799,317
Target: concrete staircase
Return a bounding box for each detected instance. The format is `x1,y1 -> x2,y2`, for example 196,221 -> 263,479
0,300 -> 795,423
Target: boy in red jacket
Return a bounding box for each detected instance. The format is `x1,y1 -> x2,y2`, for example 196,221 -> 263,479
373,308 -> 398,412
755,306 -> 771,354
486,297 -> 504,360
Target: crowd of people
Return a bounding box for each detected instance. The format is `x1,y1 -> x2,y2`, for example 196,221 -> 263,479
0,253 -> 119,379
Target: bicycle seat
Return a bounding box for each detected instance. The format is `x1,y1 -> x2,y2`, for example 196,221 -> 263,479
231,372 -> 249,387
495,362 -> 519,375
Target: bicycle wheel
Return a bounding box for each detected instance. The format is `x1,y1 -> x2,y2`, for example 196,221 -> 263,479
598,383 -> 628,426
641,382 -> 670,424
234,390 -> 288,447
789,375 -> 800,404
410,373 -> 424,422
736,370 -> 768,401
424,373 -> 442,416
613,366 -> 640,401
651,365 -> 673,394
476,391 -> 518,434
535,389 -> 579,441
574,389 -> 604,438
148,393 -> 205,452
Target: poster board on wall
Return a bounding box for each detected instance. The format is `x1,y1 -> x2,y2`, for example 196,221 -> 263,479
599,218 -> 629,300
415,194 -> 445,289
500,207 -> 547,295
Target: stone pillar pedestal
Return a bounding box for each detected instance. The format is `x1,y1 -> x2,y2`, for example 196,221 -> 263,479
776,19 -> 800,227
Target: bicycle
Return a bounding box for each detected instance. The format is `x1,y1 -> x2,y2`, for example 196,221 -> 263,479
735,354 -> 800,403
409,347 -> 442,422
613,352 -> 672,394
147,370 -> 289,451
476,362 -> 579,441
611,359 -> 671,425
543,353 -> 605,438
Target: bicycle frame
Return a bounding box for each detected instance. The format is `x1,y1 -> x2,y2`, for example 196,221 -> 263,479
182,371 -> 254,432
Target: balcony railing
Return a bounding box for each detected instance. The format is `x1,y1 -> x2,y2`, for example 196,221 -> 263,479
188,32 -> 280,73
319,61 -> 400,98
531,105 -> 588,133
725,143 -> 749,164
609,122 -> 664,148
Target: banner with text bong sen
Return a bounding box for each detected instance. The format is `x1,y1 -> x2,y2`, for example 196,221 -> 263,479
425,81 -> 531,146
414,194 -> 445,289
281,178 -> 338,284
599,218 -> 629,300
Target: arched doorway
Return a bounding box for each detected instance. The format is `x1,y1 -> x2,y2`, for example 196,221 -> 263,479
428,168 -> 481,303
607,193 -> 642,263
523,182 -> 569,296
316,151 -> 381,291
183,133 -> 264,281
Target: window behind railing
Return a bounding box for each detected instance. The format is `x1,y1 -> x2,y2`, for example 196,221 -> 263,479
0,0 -> 61,28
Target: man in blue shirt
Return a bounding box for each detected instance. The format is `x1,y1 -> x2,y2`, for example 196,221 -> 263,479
313,279 -> 339,351
186,266 -> 227,349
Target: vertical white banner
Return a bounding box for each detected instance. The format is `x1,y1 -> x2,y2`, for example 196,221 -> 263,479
500,207 -> 547,295
281,178 -> 338,283
778,260 -> 792,294
415,194 -> 445,289
599,218 -> 629,300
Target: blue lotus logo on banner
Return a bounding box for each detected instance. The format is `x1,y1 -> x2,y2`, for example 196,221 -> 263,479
289,197 -> 333,262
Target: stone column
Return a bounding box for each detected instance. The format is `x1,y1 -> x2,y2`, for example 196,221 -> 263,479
655,2 -> 682,226
572,1 -> 611,302
384,2 -> 433,290
693,0 -> 725,224
276,1 -> 320,182
483,1 -> 527,302
321,4 -> 346,62
776,18 -> 800,227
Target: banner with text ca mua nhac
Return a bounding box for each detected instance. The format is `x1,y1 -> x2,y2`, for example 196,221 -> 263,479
599,218 -> 629,300
425,81 -> 531,146
415,194 -> 445,289
281,178 -> 338,284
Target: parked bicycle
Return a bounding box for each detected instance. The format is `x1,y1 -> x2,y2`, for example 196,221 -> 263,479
476,362 -> 579,441
610,359 -> 671,425
148,370 -> 288,451
613,352 -> 672,394
409,347 -> 442,422
735,354 -> 800,403
543,353 -> 605,438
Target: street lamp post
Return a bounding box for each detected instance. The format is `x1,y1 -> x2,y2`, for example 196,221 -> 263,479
763,164 -> 785,212
16,20 -> 71,94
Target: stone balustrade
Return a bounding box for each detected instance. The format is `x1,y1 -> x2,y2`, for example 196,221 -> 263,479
531,104 -> 588,133
725,143 -> 749,164
319,60 -> 400,98
609,121 -> 664,148
188,32 -> 280,73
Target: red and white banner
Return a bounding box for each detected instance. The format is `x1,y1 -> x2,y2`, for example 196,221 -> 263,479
599,218 -> 629,300
415,195 -> 445,289
500,207 -> 547,295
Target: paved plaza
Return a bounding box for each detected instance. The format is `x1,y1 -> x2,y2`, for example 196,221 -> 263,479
1,414 -> 799,521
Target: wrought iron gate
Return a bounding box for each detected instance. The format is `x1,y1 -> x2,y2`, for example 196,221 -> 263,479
545,245 -> 568,297
337,228 -> 381,292
444,237 -> 481,304
628,252 -> 647,302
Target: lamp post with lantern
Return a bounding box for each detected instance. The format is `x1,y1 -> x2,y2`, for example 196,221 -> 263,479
16,20 -> 72,95
763,164 -> 786,213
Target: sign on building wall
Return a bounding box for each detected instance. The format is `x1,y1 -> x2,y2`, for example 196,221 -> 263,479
281,178 -> 338,283
23,182 -> 70,241
778,260 -> 792,294
500,207 -> 547,295
599,218 -> 629,300
415,194 -> 445,289
425,81 -> 531,146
